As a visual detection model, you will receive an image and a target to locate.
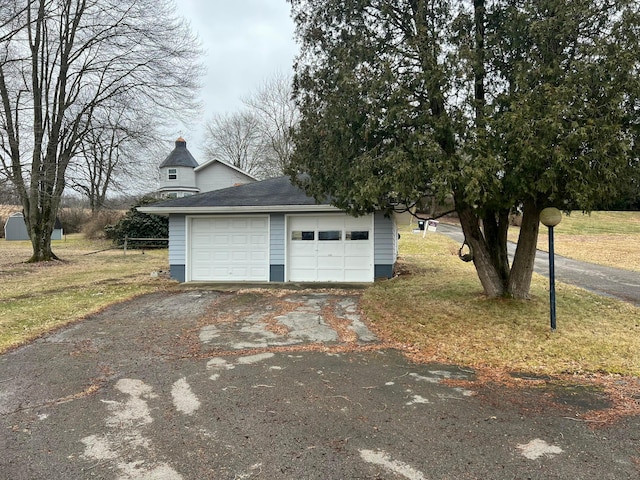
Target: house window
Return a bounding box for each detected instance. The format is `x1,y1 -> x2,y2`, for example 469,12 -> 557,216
291,231 -> 314,241
346,230 -> 369,240
318,230 -> 341,241
168,168 -> 177,180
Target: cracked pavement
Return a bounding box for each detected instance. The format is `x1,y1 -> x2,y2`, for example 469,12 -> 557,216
0,289 -> 638,479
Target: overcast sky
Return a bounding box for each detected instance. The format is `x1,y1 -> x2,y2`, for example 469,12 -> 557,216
173,0 -> 299,160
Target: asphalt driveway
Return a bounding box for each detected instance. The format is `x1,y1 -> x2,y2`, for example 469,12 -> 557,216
1,289 -> 638,479
436,223 -> 640,306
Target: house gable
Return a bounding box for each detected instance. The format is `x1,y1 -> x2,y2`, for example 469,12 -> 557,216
194,160 -> 255,193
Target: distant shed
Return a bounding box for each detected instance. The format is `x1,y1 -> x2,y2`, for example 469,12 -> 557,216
4,212 -> 63,241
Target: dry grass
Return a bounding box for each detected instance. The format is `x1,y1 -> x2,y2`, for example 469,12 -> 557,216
0,235 -> 173,352
510,211 -> 640,272
0,204 -> 21,216
363,227 -> 640,377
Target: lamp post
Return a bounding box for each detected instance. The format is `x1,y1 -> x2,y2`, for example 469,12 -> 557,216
540,207 -> 562,330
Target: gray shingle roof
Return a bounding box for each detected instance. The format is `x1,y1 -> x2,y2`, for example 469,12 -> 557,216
158,138 -> 199,168
150,176 -> 328,208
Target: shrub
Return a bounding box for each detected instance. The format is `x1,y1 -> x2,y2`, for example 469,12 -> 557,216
82,210 -> 125,240
104,196 -> 168,247
58,207 -> 91,234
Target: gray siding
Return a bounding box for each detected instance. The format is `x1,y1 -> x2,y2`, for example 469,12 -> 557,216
168,214 -> 186,265
270,265 -> 285,282
170,265 -> 186,283
374,211 -> 396,264
4,215 -> 29,240
4,213 -> 62,241
270,213 -> 285,264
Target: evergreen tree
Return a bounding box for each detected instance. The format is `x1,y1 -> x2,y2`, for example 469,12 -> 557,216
287,0 -> 640,298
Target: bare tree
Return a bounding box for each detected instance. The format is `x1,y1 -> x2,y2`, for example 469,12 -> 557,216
204,72 -> 299,179
243,72 -> 298,177
0,0 -> 202,261
67,107 -> 159,213
0,175 -> 19,205
204,111 -> 268,177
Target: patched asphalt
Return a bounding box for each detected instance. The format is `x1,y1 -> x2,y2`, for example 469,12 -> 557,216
1,289 -> 639,479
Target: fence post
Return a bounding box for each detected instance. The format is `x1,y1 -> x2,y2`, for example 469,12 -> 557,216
124,236 -> 128,255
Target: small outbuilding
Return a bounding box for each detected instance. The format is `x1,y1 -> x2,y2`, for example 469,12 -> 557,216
139,176 -> 398,283
4,212 -> 63,241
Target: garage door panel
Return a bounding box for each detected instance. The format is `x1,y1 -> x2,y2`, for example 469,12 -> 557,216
231,251 -> 249,261
345,256 -> 369,268
317,268 -> 344,282
287,214 -> 373,282
250,251 -> 268,261
344,270 -> 370,282
318,256 -> 344,268
190,216 -> 268,281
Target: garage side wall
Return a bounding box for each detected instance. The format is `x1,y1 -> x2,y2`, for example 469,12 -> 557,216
269,214 -> 285,281
168,214 -> 186,282
374,212 -> 397,279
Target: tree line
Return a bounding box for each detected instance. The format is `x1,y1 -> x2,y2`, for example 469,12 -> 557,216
202,72 -> 298,179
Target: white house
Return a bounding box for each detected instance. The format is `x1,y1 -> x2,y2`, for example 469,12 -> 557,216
157,137 -> 256,198
140,176 -> 398,283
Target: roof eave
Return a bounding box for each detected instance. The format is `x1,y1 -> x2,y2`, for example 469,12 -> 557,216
138,204 -> 341,216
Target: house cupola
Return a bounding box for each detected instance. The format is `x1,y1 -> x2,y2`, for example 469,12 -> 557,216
157,137 -> 200,198
159,137 -> 199,168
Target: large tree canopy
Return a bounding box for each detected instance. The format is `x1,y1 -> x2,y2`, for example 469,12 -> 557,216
0,0 -> 201,261
287,0 -> 640,298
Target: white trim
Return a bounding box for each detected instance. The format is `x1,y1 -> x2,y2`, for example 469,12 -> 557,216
140,204 -> 341,216
185,214 -> 270,282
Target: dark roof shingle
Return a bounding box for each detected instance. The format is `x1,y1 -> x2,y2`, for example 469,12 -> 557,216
150,176 -> 327,208
159,138 -> 199,168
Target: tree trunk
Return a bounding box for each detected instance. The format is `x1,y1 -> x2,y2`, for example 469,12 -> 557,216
458,205 -> 506,297
507,200 -> 540,299
482,208 -> 510,284
25,206 -> 59,262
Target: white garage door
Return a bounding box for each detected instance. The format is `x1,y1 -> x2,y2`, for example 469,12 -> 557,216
189,216 -> 269,281
287,214 -> 373,282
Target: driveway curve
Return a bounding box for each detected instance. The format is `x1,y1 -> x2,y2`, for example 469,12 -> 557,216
0,289 -> 638,479
436,223 -> 640,306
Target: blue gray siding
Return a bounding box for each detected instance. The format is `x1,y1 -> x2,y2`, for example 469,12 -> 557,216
168,214 -> 186,281
374,212 -> 397,278
269,213 -> 285,281
269,214 -> 285,264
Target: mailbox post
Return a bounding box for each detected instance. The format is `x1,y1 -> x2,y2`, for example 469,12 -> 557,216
540,207 -> 562,330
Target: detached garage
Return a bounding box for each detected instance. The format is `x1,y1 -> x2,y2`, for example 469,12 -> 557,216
139,176 -> 397,283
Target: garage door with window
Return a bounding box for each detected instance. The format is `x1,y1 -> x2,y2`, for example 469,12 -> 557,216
189,216 -> 269,281
287,214 -> 373,282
